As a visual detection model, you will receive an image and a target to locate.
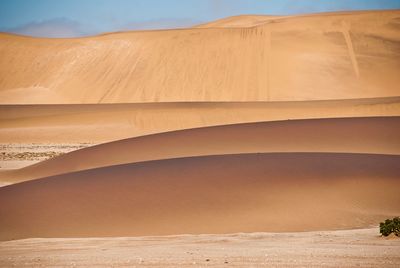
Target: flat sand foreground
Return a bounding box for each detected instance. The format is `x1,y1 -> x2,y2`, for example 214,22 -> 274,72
0,228 -> 399,267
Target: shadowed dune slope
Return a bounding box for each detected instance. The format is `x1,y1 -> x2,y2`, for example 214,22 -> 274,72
0,153 -> 399,241
1,117 -> 399,184
1,97 -> 400,143
1,10 -> 399,104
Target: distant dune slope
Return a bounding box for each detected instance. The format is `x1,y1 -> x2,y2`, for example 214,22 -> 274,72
0,153 -> 399,241
196,15 -> 283,28
1,117 -> 399,184
0,10 -> 399,104
1,97 -> 400,143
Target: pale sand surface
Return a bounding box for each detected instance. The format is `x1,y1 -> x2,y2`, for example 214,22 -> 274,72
1,10 -> 399,104
0,143 -> 92,170
1,153 -> 399,241
0,228 -> 399,267
1,117 -> 398,184
1,97 -> 399,143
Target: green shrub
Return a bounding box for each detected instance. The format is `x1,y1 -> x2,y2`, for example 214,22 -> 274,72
379,217 -> 400,236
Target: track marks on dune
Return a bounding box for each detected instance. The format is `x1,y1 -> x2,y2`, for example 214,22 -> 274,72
255,26 -> 271,101
265,27 -> 272,101
341,21 -> 360,78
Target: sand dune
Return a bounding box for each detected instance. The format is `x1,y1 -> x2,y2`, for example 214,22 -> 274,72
0,153 -> 399,241
1,97 -> 400,143
0,9 -> 399,251
1,10 -> 399,104
1,116 -> 399,184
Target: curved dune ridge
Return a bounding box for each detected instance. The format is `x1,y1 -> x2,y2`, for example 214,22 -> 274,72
1,97 -> 400,143
1,10 -> 400,104
1,116 -> 399,184
0,153 -> 399,241
196,15 -> 284,28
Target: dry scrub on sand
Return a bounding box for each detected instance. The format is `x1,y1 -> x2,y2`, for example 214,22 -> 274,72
0,143 -> 92,170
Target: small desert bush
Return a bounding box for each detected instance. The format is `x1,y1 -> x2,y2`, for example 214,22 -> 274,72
379,217 -> 400,237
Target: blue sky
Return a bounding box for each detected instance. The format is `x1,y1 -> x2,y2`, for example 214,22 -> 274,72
0,0 -> 399,37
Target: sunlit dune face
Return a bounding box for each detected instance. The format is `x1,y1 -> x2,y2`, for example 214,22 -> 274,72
0,10 -> 399,104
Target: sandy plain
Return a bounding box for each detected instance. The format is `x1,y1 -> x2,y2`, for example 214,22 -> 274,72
0,228 -> 399,267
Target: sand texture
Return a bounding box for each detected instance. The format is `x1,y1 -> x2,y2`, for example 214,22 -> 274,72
1,10 -> 400,104
0,228 -> 399,267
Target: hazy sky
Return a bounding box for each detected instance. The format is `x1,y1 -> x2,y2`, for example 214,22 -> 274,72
1,0 -> 399,37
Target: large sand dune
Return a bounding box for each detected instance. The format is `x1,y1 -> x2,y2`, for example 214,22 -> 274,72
1,97 -> 399,143
0,10 -> 399,258
0,153 -> 399,241
1,116 -> 399,184
1,10 -> 399,104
